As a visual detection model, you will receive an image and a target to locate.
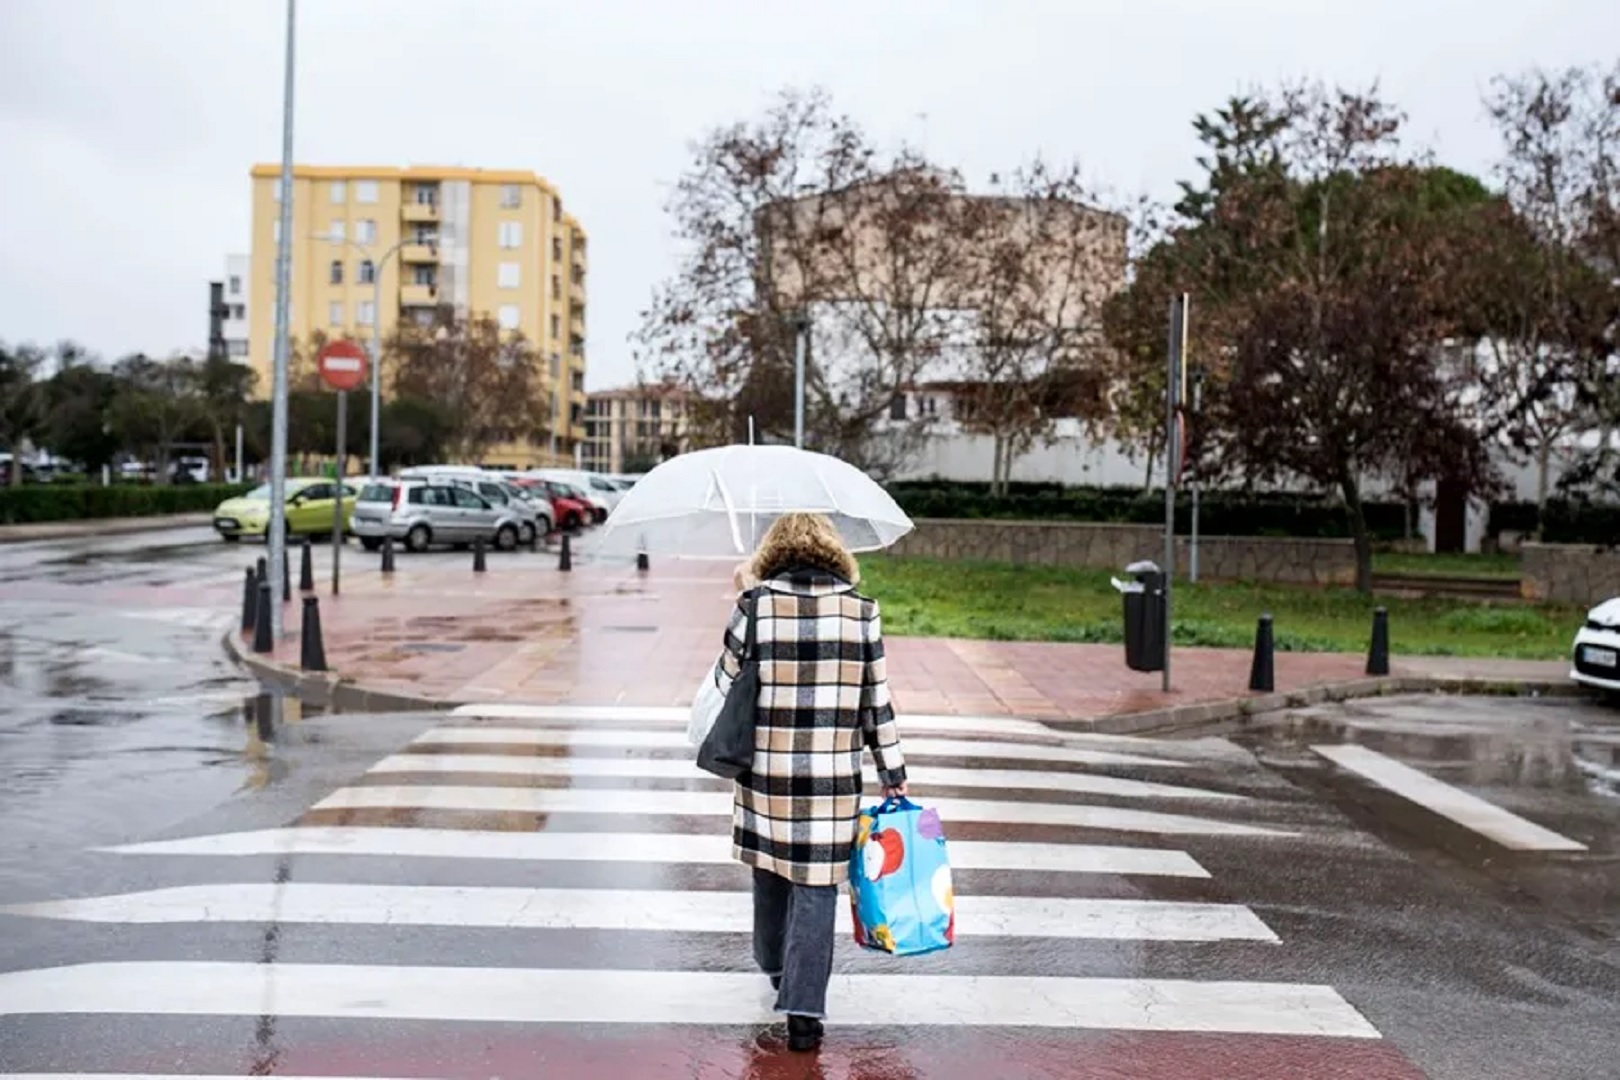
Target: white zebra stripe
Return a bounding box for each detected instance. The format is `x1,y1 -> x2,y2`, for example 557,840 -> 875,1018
0,962 -> 1381,1037
102,827 -> 1211,877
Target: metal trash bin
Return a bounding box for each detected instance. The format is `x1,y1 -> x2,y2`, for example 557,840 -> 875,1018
1111,559 -> 1166,672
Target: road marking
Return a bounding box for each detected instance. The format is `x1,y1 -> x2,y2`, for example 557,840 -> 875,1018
103,827 -> 1210,877
0,962 -> 1381,1037
1311,744 -> 1588,852
413,726 -> 1190,768
451,703 -> 1075,740
4,884 -> 1277,942
311,785 -> 1289,836
369,752 -> 1242,800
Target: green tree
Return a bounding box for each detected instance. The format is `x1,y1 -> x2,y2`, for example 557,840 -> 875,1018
43,352 -> 122,474
196,353 -> 257,481
0,343 -> 47,485
107,354 -> 202,484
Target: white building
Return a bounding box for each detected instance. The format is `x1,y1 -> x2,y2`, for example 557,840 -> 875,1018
222,254 -> 250,361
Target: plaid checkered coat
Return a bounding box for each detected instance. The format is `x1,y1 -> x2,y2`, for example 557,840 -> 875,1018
714,567 -> 908,887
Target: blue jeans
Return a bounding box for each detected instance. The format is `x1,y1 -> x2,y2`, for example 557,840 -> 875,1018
752,868 -> 837,1019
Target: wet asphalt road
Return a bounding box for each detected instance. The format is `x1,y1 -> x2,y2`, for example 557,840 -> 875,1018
0,528 -> 1618,1078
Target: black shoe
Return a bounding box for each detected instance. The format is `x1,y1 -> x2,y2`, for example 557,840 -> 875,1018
770,975 -> 782,991
787,1014 -> 823,1053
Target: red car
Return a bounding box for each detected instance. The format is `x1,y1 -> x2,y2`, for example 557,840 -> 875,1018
515,478 -> 589,533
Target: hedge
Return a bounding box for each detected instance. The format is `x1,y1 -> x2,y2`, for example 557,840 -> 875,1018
0,483 -> 254,524
1488,500 -> 1620,546
886,482 -> 1410,540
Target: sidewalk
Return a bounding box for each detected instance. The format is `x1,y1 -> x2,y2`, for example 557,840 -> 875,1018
231,550 -> 1575,728
0,512 -> 211,544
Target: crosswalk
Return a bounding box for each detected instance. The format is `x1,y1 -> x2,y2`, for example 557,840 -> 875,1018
0,704 -> 1411,1075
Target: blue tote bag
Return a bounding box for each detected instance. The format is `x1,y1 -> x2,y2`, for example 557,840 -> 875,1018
847,797 -> 955,956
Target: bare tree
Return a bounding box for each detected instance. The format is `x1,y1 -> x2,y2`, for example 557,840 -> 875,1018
950,163 -> 1124,495
0,343 -> 47,485
388,308 -> 548,462
637,87 -> 983,477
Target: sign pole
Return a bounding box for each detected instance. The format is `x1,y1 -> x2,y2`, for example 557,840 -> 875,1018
1163,293 -> 1189,694
332,390 -> 346,595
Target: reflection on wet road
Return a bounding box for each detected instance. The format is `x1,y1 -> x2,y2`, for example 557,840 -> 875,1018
0,529 -> 256,895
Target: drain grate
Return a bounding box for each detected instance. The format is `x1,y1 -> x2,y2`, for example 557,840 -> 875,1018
397,642 -> 466,654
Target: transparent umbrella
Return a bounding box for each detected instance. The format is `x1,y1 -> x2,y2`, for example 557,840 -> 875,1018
594,445 -> 913,559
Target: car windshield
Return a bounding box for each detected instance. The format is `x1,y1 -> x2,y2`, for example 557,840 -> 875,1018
241,484 -> 272,500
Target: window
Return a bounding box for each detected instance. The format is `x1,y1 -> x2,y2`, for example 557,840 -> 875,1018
301,483 -> 335,502
329,301 -> 344,326
329,260 -> 344,285
228,340 -> 249,357
272,178 -> 284,202
551,275 -> 561,300
355,180 -> 378,204
451,487 -> 488,510
356,219 -> 376,244
498,221 -> 522,248
550,314 -> 560,339
328,220 -> 345,242
330,180 -> 346,203
498,304 -> 521,331
231,304 -> 245,318
414,184 -> 437,206
358,260 -> 375,284
412,265 -> 435,286
412,309 -> 435,328
498,262 -> 520,288
550,352 -> 561,378
889,395 -> 907,421
272,220 -> 281,243
477,482 -> 509,504
412,226 -> 436,244
552,237 -> 563,261
552,195 -> 562,222
357,300 -> 376,326
500,184 -> 521,208
228,275 -> 241,295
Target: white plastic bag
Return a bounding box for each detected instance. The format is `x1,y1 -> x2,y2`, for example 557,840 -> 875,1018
687,662 -> 726,748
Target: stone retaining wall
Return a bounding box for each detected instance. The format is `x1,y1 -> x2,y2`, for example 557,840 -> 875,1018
887,519 -> 1357,586
1520,542 -> 1620,605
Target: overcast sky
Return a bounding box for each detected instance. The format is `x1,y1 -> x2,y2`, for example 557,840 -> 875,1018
0,0 -> 1613,389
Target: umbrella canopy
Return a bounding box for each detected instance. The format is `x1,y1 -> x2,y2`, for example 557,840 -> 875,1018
594,445 -> 914,559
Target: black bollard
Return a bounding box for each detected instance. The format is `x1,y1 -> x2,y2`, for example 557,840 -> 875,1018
381,535 -> 396,574
473,534 -> 488,573
299,595 -> 328,672
1248,613 -> 1275,693
636,552 -> 650,572
527,524 -> 540,551
281,545 -> 292,602
558,531 -> 572,572
252,580 -> 274,654
241,567 -> 258,634
299,536 -> 315,592
256,556 -> 268,584
1367,606 -> 1391,676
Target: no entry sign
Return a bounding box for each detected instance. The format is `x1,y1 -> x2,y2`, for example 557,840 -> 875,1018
317,339 -> 368,392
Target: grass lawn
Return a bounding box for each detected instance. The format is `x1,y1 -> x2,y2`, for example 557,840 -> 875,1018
859,556 -> 1581,660
1370,550 -> 1522,579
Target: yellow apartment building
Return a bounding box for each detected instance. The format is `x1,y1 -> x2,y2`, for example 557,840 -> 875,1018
247,164 -> 588,467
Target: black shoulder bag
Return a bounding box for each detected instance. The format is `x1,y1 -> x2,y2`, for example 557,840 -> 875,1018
696,589 -> 760,780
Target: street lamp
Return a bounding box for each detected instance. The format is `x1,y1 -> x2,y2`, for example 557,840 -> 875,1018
318,230 -> 429,479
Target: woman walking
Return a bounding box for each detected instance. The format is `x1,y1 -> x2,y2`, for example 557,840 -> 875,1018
712,512 -> 908,1053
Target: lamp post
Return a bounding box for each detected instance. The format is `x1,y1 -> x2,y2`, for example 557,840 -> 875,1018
319,232 -> 422,479
266,0 -> 297,640
788,312 -> 810,449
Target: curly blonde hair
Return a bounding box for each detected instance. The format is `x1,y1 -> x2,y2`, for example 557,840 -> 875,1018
749,512 -> 859,585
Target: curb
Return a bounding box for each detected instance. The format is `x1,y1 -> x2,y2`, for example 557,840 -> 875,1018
0,513 -> 213,545
220,627 -> 1592,730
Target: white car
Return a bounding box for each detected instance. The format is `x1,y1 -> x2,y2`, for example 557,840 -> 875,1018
1571,597 -> 1620,694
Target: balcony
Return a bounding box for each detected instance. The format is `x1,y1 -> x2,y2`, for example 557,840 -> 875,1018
402,202 -> 439,223
400,283 -> 438,307
401,243 -> 438,264
570,279 -> 585,305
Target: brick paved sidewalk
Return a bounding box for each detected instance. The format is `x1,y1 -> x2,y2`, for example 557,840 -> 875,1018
237,550 -> 1483,723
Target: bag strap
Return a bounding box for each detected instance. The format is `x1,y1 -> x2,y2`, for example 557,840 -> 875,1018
741,588 -> 760,660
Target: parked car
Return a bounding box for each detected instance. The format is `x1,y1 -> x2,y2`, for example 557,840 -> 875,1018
398,467 -> 550,545
350,478 -> 526,553
1572,597 -> 1620,697
213,478 -> 357,543
514,478 -> 591,532
523,469 -> 614,521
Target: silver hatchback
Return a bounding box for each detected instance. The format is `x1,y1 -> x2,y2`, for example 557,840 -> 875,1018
351,479 -> 526,553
